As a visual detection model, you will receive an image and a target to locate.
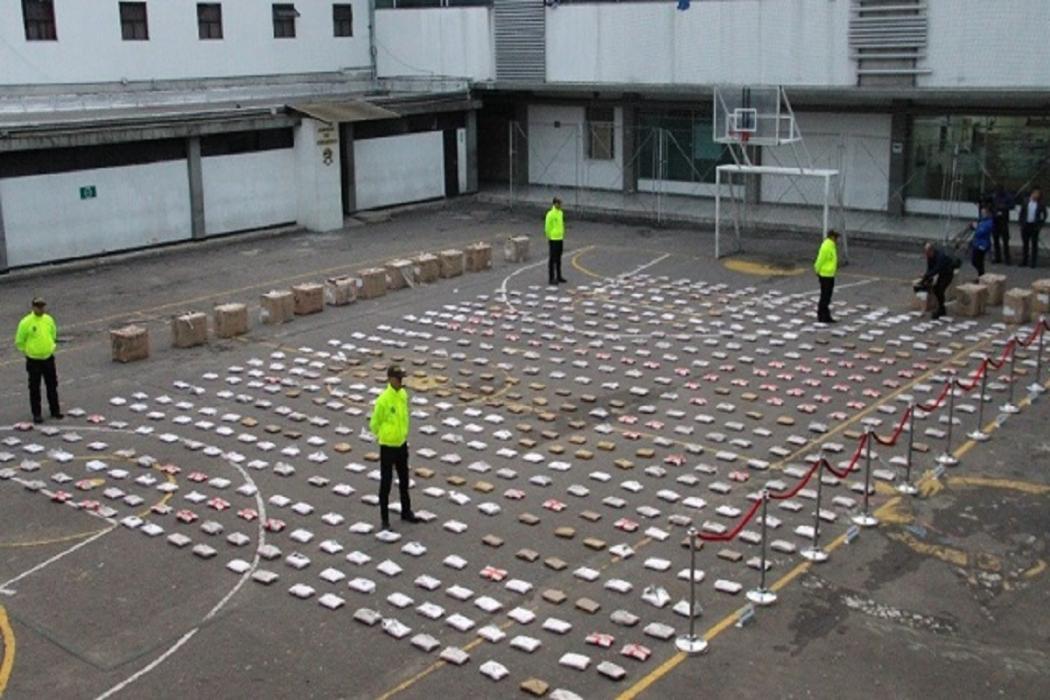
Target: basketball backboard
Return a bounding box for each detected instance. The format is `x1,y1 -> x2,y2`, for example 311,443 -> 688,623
713,85 -> 801,147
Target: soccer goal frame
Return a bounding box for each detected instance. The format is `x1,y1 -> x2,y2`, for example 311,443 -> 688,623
714,164 -> 843,260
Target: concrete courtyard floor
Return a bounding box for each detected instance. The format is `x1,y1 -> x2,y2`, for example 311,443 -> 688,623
0,200 -> 1048,699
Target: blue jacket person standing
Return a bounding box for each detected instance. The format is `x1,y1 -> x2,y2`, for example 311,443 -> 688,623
969,206 -> 993,278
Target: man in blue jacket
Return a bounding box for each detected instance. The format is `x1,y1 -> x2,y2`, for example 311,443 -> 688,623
969,205 -> 993,278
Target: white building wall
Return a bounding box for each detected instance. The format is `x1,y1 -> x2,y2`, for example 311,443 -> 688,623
546,1 -> 853,87
202,150 -> 298,235
921,0 -> 1050,88
761,113 -> 892,212
353,131 -> 446,210
0,162 -> 190,267
526,105 -> 624,192
375,8 -> 494,81
0,0 -> 371,85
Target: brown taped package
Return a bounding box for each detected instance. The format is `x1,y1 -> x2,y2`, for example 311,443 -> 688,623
171,312 -> 208,348
111,325 -> 150,363
439,249 -> 464,278
465,242 -> 493,272
978,273 -> 1006,305
325,276 -> 356,306
292,283 -> 324,315
214,303 -> 249,338
953,283 -> 988,318
261,291 -> 294,325
414,253 -> 440,283
1002,287 -> 1033,324
357,268 -> 387,299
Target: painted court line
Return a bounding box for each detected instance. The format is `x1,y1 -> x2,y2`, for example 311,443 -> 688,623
94,458 -> 267,700
0,527 -> 113,596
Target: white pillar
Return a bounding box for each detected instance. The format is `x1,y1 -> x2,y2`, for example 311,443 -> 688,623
295,118 -> 344,232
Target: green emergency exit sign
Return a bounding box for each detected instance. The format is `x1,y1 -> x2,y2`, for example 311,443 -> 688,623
79,186 -> 97,200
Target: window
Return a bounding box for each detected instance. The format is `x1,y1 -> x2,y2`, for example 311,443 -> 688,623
197,3 -> 223,39
119,2 -> 148,41
586,107 -> 615,161
333,4 -> 353,37
905,115 -> 1050,203
201,129 -> 295,157
637,109 -> 732,183
22,0 -> 57,41
273,3 -> 298,38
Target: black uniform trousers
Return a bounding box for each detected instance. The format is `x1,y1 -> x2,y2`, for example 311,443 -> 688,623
26,356 -> 60,420
817,276 -> 835,322
932,270 -> 954,316
379,443 -> 411,524
548,239 -> 564,283
1021,223 -> 1041,268
992,215 -> 1011,264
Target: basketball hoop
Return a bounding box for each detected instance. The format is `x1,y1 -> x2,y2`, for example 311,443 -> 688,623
730,130 -> 751,146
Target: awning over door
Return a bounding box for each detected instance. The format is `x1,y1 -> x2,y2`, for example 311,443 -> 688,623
288,100 -> 400,124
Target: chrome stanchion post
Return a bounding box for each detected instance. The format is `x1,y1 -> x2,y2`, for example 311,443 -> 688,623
898,403 -> 919,495
937,376 -> 959,466
801,456 -> 829,561
675,527 -> 709,654
1029,318 -> 1046,395
968,362 -> 990,442
852,430 -> 879,527
747,490 -> 777,606
1002,339 -> 1020,414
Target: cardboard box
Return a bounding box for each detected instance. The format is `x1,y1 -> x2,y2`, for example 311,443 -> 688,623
214,303 -> 249,338
504,235 -> 530,263
385,259 -> 415,290
414,253 -> 440,283
110,325 -> 150,363
171,312 -> 208,348
1003,287 -> 1033,324
260,291 -> 294,325
439,249 -> 464,278
357,268 -> 387,299
1032,278 -> 1050,314
325,276 -> 357,306
979,273 -> 1007,306
954,283 -> 988,318
292,283 -> 324,315
465,242 -> 493,272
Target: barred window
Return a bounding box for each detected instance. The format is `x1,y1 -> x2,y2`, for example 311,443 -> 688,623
273,4 -> 298,38
586,107 -> 615,161
23,0 -> 57,41
197,3 -> 223,40
333,4 -> 353,37
119,2 -> 149,41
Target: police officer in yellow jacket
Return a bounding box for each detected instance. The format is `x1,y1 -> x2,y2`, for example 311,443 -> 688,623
545,197 -> 567,285
14,297 -> 63,424
813,230 -> 840,324
369,365 -> 419,530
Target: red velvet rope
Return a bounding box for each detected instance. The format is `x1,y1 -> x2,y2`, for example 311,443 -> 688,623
953,358 -> 989,393
987,338 -> 1017,370
918,380 -> 952,413
873,406 -> 913,446
770,459 -> 821,501
697,496 -> 764,541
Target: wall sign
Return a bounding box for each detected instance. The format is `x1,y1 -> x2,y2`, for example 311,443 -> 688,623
80,185 -> 97,199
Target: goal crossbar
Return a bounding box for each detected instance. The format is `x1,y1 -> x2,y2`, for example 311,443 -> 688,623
715,163 -> 841,259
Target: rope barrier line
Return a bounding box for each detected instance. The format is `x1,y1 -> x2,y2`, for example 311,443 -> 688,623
873,406 -> 913,446
697,497 -> 763,542
702,319 -> 1050,547
769,459 -> 821,501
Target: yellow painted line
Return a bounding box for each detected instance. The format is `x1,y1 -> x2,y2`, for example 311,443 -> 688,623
0,604 -> 14,696
722,258 -> 805,277
947,476 -> 1050,496
615,374 -> 1050,699
0,528 -> 108,549
1024,560 -> 1047,579
570,249 -> 604,280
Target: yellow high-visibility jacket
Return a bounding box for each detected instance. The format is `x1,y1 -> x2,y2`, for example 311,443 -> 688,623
545,207 -> 564,241
14,312 -> 57,360
813,238 -> 838,278
369,384 -> 410,447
